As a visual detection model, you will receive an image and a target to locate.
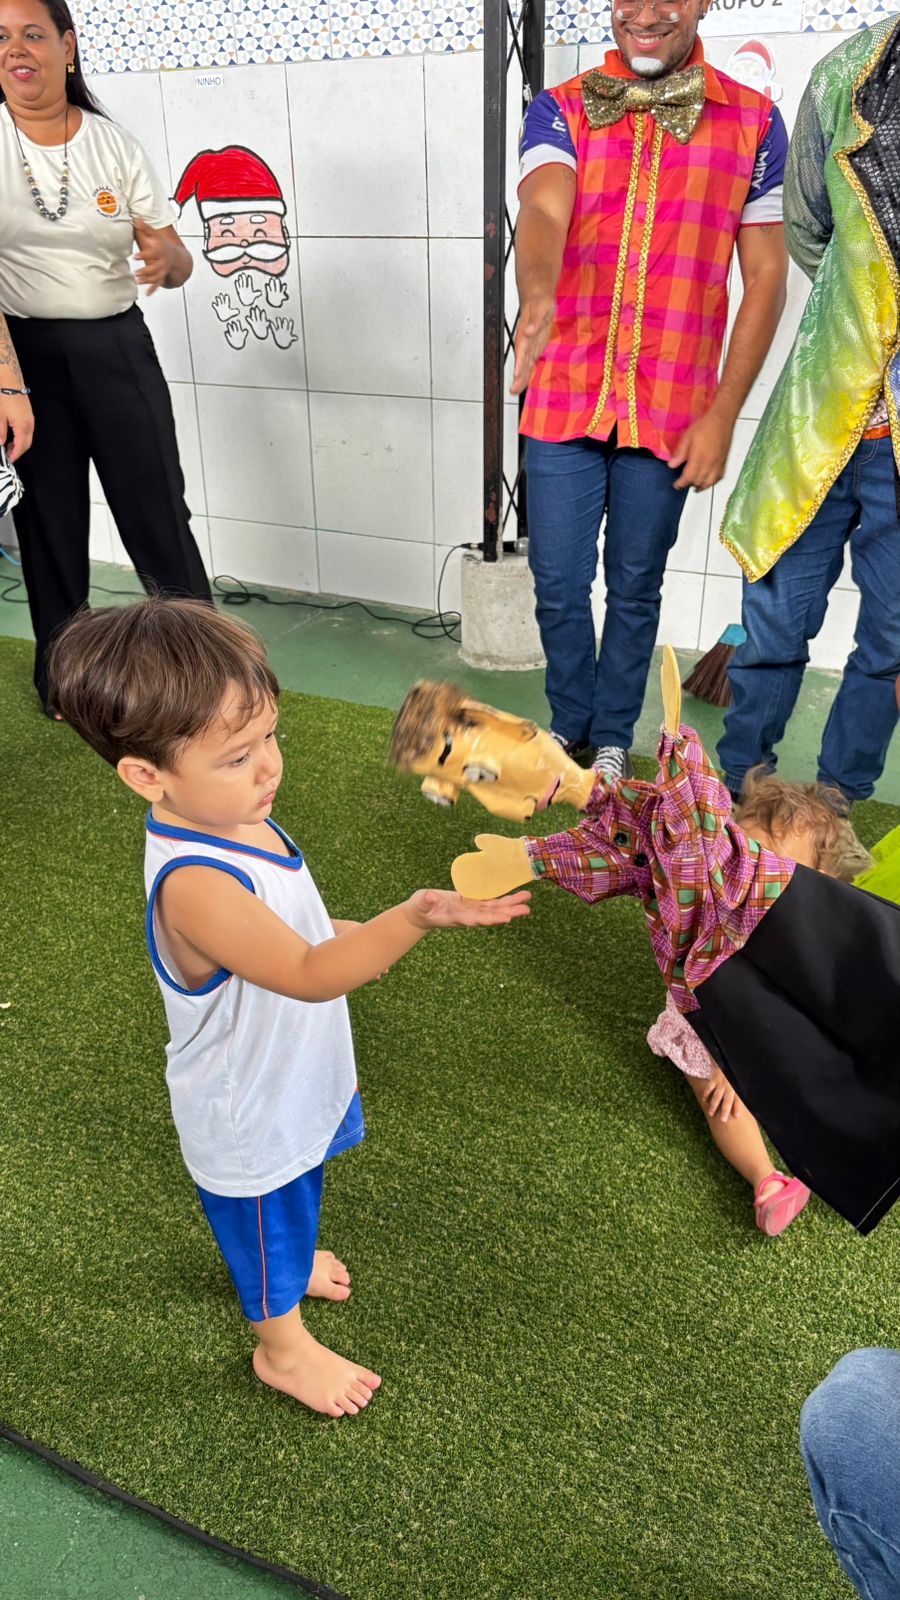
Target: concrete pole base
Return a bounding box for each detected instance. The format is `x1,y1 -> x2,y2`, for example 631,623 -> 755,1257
459,550 -> 545,672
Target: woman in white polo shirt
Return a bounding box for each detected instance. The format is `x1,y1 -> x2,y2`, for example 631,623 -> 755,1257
0,0 -> 211,715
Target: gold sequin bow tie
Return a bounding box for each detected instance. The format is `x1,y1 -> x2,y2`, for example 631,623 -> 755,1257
581,63 -> 706,144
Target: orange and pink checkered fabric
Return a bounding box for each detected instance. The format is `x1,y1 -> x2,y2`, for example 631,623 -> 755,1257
519,47 -> 775,461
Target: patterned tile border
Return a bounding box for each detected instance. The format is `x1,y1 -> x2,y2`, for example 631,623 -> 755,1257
71,0 -> 891,71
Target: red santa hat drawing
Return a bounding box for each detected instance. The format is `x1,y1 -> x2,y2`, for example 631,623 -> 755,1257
174,146 -> 290,278
174,146 -> 286,219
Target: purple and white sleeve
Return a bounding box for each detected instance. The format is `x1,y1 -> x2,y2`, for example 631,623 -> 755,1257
740,104 -> 787,227
519,90 -> 577,186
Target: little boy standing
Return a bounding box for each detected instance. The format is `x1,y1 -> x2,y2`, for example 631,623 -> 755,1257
49,597 -> 529,1418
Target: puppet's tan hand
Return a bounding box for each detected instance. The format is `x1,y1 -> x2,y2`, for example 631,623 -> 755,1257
451,834 -> 534,899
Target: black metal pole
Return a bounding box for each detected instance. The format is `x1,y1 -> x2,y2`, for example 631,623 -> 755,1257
517,0 -> 545,544
483,0 -> 506,563
483,0 -> 545,561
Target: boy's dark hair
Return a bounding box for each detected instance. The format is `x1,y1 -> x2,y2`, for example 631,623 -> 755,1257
48,597 -> 280,768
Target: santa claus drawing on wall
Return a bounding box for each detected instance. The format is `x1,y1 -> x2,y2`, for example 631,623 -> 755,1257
173,146 -> 297,351
722,40 -> 783,103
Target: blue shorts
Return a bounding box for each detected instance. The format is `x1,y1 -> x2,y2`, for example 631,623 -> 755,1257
196,1090 -> 363,1322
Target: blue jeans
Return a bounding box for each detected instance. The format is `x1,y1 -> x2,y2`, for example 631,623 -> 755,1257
526,436 -> 689,749
719,435 -> 900,802
801,1348 -> 900,1599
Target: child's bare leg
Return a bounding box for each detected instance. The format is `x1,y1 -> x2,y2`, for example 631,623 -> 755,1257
306,1250 -> 351,1302
251,1304 -> 381,1417
687,1075 -> 780,1198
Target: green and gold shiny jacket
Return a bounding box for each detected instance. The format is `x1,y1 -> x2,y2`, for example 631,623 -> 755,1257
721,16 -> 900,580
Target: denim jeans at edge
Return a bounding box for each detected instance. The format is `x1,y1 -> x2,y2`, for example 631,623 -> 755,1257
526,436 -> 689,750
801,1348 -> 900,1600
718,434 -> 900,803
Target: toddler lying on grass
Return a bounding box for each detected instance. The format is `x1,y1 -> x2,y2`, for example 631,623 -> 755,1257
648,771 -> 871,1236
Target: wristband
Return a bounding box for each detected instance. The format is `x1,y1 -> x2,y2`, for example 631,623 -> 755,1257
0,387 -> 31,396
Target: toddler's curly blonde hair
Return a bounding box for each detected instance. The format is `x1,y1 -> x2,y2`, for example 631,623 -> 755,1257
736,768 -> 872,883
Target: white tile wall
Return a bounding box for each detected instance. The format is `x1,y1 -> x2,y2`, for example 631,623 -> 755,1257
433,400 -> 521,547
670,489 -> 714,576
707,418 -> 764,579
196,385 -> 315,525
67,23 -> 880,670
88,501 -> 113,564
318,529 -> 435,607
209,518 -> 319,589
809,587 -> 861,669
142,280 -> 194,385
423,51 -> 482,237
699,573 -> 744,650
302,238 -> 430,395
169,383 -> 207,516
659,571 -> 706,653
433,540 -> 467,614
723,259 -> 812,425
432,398 -> 480,547
429,238 -> 482,402
310,392 -> 433,539
288,57 -> 428,235
543,45 -> 580,85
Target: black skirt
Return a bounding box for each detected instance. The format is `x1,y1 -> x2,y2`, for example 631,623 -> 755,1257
689,864 -> 900,1235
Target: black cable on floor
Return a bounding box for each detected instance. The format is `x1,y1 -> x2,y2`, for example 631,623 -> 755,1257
0,543 -> 470,645
0,1421 -> 348,1599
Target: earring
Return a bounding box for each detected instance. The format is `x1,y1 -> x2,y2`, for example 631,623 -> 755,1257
67,62 -> 75,73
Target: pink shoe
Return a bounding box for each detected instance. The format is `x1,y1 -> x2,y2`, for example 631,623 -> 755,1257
753,1171 -> 811,1237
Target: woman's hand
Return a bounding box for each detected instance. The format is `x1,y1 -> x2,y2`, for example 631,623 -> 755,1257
1,393 -> 34,461
133,220 -> 193,293
0,316 -> 33,459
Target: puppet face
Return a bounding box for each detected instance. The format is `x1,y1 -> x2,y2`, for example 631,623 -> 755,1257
407,701 -> 584,823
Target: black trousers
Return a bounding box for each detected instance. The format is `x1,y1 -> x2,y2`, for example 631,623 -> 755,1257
7,304 -> 211,708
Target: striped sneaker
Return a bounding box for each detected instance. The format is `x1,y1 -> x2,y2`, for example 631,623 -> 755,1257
592,745 -> 634,781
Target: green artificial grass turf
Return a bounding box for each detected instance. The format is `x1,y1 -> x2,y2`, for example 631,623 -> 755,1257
2,632 -> 900,1600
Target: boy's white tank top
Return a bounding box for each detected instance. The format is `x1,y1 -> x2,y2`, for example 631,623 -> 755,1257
144,814 -> 357,1198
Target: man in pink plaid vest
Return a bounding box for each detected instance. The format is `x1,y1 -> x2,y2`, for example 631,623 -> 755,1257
512,0 -> 788,781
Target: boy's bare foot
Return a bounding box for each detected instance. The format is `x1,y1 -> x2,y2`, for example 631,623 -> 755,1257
306,1249 -> 351,1302
252,1329 -> 381,1417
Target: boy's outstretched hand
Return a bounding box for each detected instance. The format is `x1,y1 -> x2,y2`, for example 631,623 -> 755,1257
405,888 -> 531,929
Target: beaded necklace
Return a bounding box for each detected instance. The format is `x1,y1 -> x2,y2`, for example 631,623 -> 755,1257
9,106 -> 69,222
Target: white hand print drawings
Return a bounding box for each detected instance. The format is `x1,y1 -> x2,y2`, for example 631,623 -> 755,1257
234,272 -> 261,308
224,319 -> 248,350
271,317 -> 298,350
265,278 -> 289,310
